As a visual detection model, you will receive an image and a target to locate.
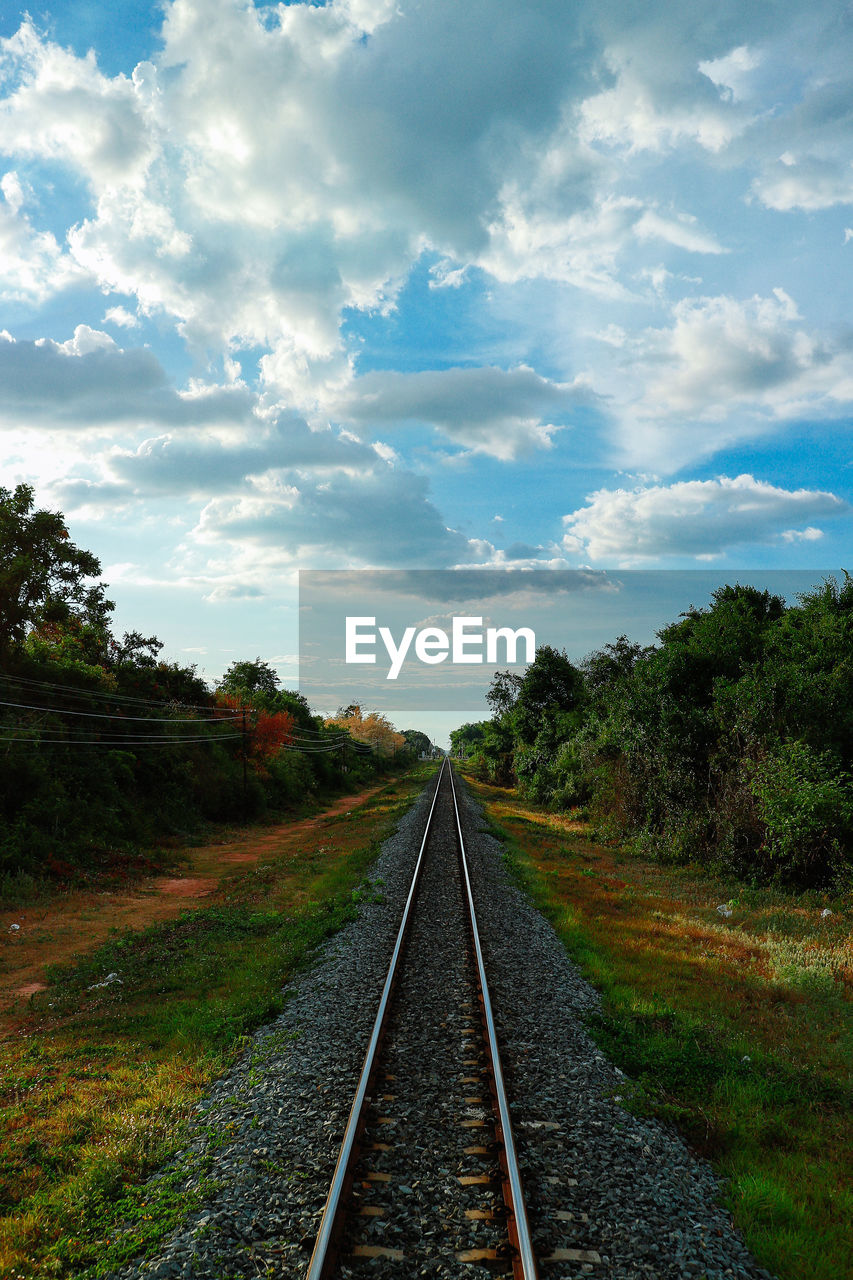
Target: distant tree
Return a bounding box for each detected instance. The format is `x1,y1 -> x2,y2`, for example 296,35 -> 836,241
109,630 -> 164,669
449,722 -> 486,756
0,483 -> 113,659
326,705 -> 405,755
485,670 -> 523,719
218,657 -> 280,704
403,728 -> 432,757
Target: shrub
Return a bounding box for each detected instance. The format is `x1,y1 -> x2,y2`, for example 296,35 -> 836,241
747,740 -> 853,886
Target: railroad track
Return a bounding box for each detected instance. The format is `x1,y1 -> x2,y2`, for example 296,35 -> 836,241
306,757 -> 539,1278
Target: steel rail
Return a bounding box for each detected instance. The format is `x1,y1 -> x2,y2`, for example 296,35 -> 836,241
305,755 -> 448,1280
448,762 -> 540,1280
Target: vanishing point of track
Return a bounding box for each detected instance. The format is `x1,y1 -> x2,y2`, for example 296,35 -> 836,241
306,757 -> 539,1279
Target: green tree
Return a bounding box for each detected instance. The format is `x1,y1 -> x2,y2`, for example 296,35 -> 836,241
506,644 -> 584,748
449,722 -> 486,757
0,483 -> 113,659
217,657 -> 281,704
403,729 -> 433,757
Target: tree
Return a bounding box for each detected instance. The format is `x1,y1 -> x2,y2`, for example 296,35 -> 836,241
403,728 -> 433,757
217,657 -> 280,704
326,705 -> 405,755
109,631 -> 164,669
0,483 -> 113,659
449,722 -> 486,757
506,644 -> 584,747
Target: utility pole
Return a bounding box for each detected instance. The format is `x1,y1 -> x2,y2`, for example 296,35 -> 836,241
241,703 -> 248,820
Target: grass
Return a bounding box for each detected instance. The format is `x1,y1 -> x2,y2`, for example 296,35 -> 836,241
466,771 -> 852,1280
0,763 -> 435,1279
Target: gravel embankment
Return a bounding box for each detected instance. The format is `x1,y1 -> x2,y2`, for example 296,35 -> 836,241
107,767 -> 777,1280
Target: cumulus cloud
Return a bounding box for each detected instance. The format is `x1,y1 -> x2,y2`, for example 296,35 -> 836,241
1,0 -> 853,580
108,419 -> 380,496
562,475 -> 847,562
0,2 -> 776,388
48,477 -> 132,517
0,2 -> 595,381
603,288 -> 853,468
0,170 -> 85,302
699,45 -> 763,104
0,327 -> 253,430
191,469 -> 478,570
338,365 -> 593,458
753,153 -> 853,211
103,305 -> 139,328
579,58 -> 741,154
642,289 -> 815,416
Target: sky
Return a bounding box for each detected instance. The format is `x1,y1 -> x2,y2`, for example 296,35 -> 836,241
0,0 -> 851,741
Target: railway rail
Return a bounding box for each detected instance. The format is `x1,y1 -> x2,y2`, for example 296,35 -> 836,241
306,757 -> 539,1279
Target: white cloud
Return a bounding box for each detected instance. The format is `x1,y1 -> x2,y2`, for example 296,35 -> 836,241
0,327 -> 254,430
189,468 -> 482,572
642,289 -> 812,417
780,526 -> 823,543
1,0 -> 853,584
0,21 -> 155,186
107,418 -> 381,496
103,305 -> 139,328
604,288 -> 853,468
579,58 -> 741,154
562,475 -> 846,562
0,169 -> 85,302
699,45 -> 762,104
0,2 -> 753,396
337,365 -> 593,459
753,154 -> 853,211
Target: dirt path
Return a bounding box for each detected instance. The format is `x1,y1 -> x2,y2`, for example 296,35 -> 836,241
0,781 -> 391,1018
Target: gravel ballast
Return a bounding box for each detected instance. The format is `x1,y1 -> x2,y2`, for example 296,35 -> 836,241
107,767 -> 778,1280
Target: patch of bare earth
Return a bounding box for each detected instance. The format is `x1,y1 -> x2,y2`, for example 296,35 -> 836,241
0,780 -> 391,1032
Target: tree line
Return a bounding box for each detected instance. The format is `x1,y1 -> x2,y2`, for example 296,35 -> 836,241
0,484 -> 421,882
450,580 -> 853,889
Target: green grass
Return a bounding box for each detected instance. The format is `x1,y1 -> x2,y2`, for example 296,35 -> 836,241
470,772 -> 852,1280
0,763 -> 434,1279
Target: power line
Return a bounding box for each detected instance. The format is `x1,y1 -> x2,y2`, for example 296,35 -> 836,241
0,726 -> 242,741
0,670 -> 229,714
0,734 -> 244,747
0,697 -> 241,723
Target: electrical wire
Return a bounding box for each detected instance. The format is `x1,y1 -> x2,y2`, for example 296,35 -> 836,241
0,672 -> 324,720
0,735 -> 244,747
0,670 -> 232,714
0,697 -> 243,723
0,684 -> 380,754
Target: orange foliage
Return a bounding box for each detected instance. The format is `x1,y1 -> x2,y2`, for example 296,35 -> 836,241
212,695 -> 294,758
252,710 -> 295,759
324,705 -> 405,755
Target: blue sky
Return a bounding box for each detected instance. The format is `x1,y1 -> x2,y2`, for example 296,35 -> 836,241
0,0 -> 851,735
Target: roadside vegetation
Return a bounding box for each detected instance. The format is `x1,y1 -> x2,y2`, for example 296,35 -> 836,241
469,772 -> 851,1280
0,483 -> 438,1275
0,483 -> 427,893
0,765 -> 434,1279
452,577 -> 853,891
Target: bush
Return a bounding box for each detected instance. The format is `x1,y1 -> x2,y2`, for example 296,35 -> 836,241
747,740 -> 853,886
